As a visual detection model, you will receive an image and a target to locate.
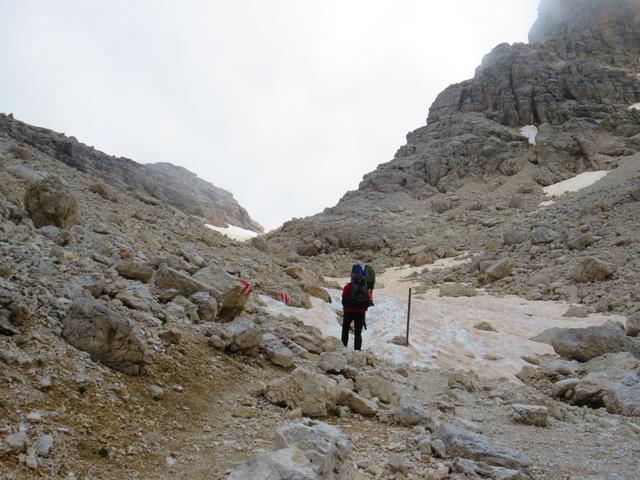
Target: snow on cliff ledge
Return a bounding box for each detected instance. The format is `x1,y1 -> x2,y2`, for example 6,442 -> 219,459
205,224 -> 258,241
543,171 -> 609,197
520,125 -> 538,145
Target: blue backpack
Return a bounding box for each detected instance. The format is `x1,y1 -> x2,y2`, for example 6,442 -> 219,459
348,264 -> 369,308
351,264 -> 365,277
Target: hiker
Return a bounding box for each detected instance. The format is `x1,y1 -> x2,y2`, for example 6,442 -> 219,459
341,264 -> 370,350
364,264 -> 376,306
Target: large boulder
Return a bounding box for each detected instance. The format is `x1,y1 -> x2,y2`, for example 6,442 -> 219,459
189,291 -> 218,321
61,299 -> 149,375
285,265 -> 321,284
485,258 -> 515,282
285,265 -> 331,303
531,228 -> 557,245
24,175 -> 78,229
392,399 -> 437,428
274,419 -> 352,479
571,353 -> 640,416
265,368 -> 339,417
192,267 -> 251,321
261,333 -> 295,368
570,257 -> 617,283
229,420 -> 352,480
433,423 -> 532,470
225,317 -> 262,353
451,458 -> 529,480
547,324 -> 640,361
228,447 -> 316,480
154,266 -> 213,297
318,352 -> 347,374
274,326 -> 324,355
355,372 -> 401,404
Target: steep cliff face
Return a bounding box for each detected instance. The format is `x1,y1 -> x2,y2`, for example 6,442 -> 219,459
0,114 -> 263,232
359,0 -> 640,197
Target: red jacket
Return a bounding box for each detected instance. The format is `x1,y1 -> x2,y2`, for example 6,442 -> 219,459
342,283 -> 368,314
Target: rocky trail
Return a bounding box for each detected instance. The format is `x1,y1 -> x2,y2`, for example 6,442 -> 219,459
3,0 -> 640,478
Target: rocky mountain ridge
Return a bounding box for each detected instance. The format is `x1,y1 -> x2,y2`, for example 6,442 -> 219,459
263,0 -> 640,316
0,113 -> 263,233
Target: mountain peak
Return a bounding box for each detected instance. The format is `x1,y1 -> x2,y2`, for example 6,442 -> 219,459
529,0 -> 640,62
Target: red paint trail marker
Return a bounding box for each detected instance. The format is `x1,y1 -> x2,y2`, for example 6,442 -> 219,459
239,279 -> 252,296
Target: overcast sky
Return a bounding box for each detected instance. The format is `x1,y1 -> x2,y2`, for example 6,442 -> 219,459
0,1 -> 539,230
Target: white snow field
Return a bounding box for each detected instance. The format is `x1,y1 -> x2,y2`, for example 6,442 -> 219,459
519,125 -> 538,145
628,103 -> 640,111
205,224 -> 258,241
542,171 -> 609,197
262,257 -> 623,379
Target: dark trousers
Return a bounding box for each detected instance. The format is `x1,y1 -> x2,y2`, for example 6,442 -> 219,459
342,311 -> 365,351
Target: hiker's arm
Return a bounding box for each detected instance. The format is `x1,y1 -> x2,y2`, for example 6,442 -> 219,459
341,284 -> 349,308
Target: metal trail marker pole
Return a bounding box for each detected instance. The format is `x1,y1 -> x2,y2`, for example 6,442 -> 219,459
406,287 -> 412,346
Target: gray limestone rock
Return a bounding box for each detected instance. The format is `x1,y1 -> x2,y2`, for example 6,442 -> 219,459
274,419 -> 352,479
228,447 -> 316,480
262,333 -> 295,368
547,324 -> 640,361
571,256 -> 617,283
61,298 -> 149,375
266,368 -> 339,418
24,175 -> 78,229
433,423 -> 532,470
336,389 -> 377,418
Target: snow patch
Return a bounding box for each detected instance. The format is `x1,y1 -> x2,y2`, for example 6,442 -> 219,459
539,200 -> 555,207
543,171 -> 608,197
263,258 -> 623,379
520,125 -> 538,145
205,224 -> 258,241
628,103 -> 640,111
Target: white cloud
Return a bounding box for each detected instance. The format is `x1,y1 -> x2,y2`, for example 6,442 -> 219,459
0,0 -> 539,230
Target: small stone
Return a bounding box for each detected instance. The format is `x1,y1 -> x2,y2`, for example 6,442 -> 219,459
208,334 -> 227,350
38,376 -> 53,391
430,438 -> 446,458
25,447 -> 38,469
287,408 -> 303,420
4,431 -> 28,453
562,306 -> 590,318
34,435 -> 54,457
626,313 -> 640,337
165,455 -> 177,467
473,321 -> 496,332
14,334 -> 30,346
26,411 -> 43,423
417,436 -> 432,455
159,329 -> 181,344
149,385 -> 165,400
388,453 -> 408,473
